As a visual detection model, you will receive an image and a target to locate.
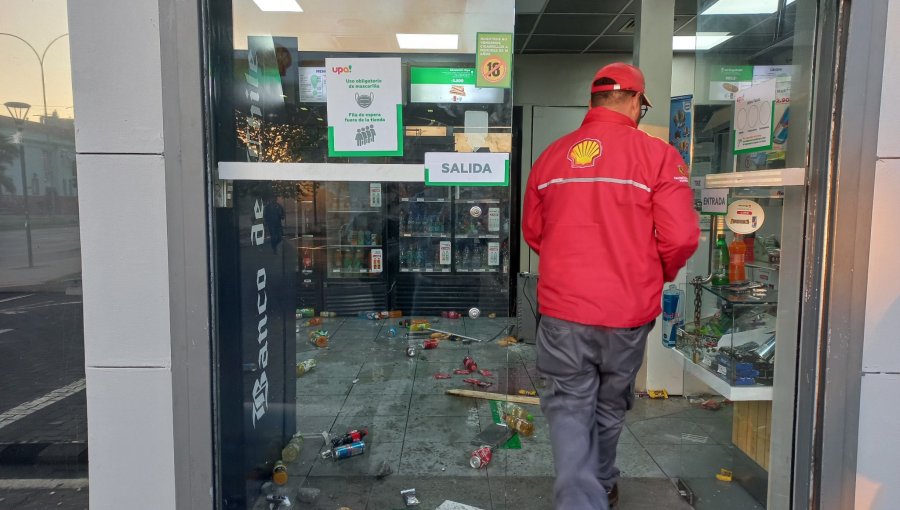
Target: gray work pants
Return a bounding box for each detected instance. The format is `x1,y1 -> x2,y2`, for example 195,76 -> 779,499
536,315 -> 653,510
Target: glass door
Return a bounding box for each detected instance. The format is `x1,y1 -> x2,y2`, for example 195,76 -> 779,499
671,0 -> 819,508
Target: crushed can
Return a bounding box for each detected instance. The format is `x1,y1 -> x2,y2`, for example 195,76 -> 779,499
433,372 -> 452,379
297,308 -> 315,318
463,356 -> 478,372
470,446 -> 493,468
388,326 -> 398,337
453,369 -> 472,375
423,339 -> 439,350
463,378 -> 492,388
406,346 -> 417,357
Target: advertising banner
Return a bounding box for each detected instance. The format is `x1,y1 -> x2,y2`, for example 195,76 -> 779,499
326,57 -> 403,157
669,95 -> 693,166
476,33 -> 513,88
410,67 -> 504,104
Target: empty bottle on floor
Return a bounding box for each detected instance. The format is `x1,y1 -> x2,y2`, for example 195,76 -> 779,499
321,440 -> 366,461
281,433 -> 304,462
501,402 -> 531,421
504,413 -> 535,437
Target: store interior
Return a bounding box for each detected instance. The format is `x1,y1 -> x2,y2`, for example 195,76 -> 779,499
211,0 -> 815,509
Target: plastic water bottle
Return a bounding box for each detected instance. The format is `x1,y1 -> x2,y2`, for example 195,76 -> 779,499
662,284 -> 684,348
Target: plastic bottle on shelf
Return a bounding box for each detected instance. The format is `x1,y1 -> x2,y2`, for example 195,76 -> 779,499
343,249 -> 352,270
461,246 -> 471,270
712,234 -> 729,286
399,210 -> 407,233
416,244 -> 425,268
504,413 -> 535,437
729,234 -> 747,283
334,249 -> 343,272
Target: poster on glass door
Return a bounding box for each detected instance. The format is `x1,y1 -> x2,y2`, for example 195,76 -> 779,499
326,58 -> 403,157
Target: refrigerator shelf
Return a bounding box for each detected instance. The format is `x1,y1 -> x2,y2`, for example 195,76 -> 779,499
454,234 -> 501,239
456,268 -> 499,273
458,198 -> 501,204
328,244 -> 382,248
327,210 -> 379,214
401,197 -> 448,203
401,232 -> 451,238
330,269 -> 381,274
400,268 -> 452,273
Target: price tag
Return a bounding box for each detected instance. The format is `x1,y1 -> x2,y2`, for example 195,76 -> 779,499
369,183 -> 382,207
370,249 -> 383,273
488,208 -> 500,232
439,241 -> 452,265
488,242 -> 500,266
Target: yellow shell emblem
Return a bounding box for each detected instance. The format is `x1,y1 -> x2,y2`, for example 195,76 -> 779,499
568,139 -> 602,168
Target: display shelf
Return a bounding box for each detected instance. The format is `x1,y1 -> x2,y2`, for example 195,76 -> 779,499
458,198 -> 501,204
669,347 -> 773,401
330,269 -> 380,274
328,244 -> 382,248
400,268 -> 452,273
301,269 -> 314,275
456,268 -> 499,273
400,197 -> 448,203
400,232 -> 450,238
703,284 -> 779,305
454,233 -> 501,239
327,210 -> 378,214
746,260 -> 779,271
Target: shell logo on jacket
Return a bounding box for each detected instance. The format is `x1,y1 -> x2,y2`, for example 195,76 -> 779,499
567,138 -> 602,168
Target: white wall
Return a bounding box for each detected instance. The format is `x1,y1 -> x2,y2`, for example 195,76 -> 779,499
857,1 -> 900,508
68,0 -> 176,508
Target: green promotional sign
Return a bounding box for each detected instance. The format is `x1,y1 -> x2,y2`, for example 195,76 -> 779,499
476,33 -> 513,88
712,65 -> 753,82
410,67 -> 476,85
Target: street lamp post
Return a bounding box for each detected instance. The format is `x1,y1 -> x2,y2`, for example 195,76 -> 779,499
0,33 -> 69,120
5,102 -> 34,268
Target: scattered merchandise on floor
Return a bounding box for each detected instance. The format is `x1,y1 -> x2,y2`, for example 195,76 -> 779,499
246,317 -> 765,509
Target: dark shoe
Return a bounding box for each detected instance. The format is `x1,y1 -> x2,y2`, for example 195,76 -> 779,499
607,483 -> 619,507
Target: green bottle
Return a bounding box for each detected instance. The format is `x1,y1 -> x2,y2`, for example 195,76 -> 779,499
712,234 -> 729,286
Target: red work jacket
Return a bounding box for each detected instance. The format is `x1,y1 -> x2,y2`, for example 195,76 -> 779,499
523,106 -> 699,328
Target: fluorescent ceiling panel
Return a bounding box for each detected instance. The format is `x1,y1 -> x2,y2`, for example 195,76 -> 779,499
252,0 -> 302,12
702,0 -> 778,15
396,33 -> 459,50
673,33 -> 732,51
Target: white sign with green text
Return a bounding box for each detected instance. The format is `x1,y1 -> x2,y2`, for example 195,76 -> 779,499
424,152 -> 510,186
326,57 -> 403,157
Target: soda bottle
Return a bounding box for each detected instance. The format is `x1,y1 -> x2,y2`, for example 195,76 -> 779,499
712,234 -> 729,286
272,460 -> 288,485
504,414 -> 534,437
334,249 -> 343,272
461,246 -> 471,270
281,433 -> 304,463
661,285 -> 684,348
399,210 -> 407,233
729,234 -> 747,283
743,233 -> 756,263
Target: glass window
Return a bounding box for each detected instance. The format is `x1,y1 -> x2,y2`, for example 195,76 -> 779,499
0,2 -> 87,506
210,2 -> 524,508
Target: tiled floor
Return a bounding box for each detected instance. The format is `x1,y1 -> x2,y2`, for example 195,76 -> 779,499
260,317 -> 765,510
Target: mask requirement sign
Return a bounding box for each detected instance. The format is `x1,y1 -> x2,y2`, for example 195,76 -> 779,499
326,57 -> 403,157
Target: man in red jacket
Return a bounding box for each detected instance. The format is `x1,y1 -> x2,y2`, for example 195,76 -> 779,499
523,63 -> 699,509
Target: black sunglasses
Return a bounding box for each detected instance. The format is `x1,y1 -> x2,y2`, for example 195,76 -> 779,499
639,95 -> 650,119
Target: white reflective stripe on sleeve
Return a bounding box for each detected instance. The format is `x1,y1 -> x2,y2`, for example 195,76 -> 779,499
536,176 -> 652,193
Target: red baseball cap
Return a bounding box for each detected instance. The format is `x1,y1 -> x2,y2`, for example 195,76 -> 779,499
591,63 -> 652,107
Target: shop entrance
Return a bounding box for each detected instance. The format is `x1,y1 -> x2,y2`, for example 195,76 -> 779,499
207,1 -> 821,508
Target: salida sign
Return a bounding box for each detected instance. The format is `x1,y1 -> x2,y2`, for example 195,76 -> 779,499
425,152 -> 510,186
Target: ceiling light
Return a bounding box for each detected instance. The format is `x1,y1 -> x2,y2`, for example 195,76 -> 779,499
252,0 -> 302,12
396,34 -> 459,50
673,33 -> 732,51
701,0 -> 777,15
